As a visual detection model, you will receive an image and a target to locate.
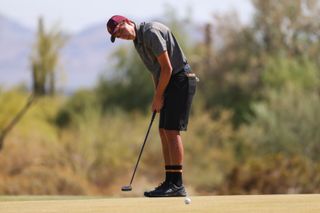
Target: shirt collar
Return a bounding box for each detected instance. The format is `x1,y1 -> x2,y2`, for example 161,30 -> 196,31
134,22 -> 144,45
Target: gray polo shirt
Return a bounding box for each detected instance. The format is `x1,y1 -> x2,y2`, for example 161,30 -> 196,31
133,22 -> 190,84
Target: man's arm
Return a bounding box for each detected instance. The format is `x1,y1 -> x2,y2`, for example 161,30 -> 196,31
151,51 -> 172,112
151,75 -> 157,90
156,51 -> 172,98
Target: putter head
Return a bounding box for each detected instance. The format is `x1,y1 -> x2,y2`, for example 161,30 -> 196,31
121,185 -> 132,192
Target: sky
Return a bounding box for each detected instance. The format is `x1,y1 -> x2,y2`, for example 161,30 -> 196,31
0,0 -> 254,33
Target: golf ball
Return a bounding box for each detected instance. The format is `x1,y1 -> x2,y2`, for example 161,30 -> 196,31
184,197 -> 191,205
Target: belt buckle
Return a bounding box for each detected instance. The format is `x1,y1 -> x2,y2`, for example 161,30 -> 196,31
186,73 -> 195,78
185,72 -> 200,82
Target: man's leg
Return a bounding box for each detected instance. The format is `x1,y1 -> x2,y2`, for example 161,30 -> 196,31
159,128 -> 171,165
143,129 -> 172,197
164,129 -> 184,187
159,128 -> 173,184
144,128 -> 186,197
164,130 -> 183,164
145,71 -> 195,197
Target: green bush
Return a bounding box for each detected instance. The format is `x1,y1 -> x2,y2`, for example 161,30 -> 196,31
217,154 -> 320,194
55,89 -> 99,128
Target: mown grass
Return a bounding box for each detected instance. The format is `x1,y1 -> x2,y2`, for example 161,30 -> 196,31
0,194 -> 320,213
0,196 -> 105,201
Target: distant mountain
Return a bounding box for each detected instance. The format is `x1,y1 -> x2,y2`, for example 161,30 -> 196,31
0,14 -> 203,91
61,23 -> 115,90
0,14 -> 117,91
0,14 -> 33,87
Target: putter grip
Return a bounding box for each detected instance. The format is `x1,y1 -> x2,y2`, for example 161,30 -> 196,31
151,111 -> 156,122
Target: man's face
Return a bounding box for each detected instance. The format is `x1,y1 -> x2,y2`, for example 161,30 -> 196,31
113,21 -> 134,40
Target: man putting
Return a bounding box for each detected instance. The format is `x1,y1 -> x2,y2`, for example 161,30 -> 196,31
106,15 -> 197,197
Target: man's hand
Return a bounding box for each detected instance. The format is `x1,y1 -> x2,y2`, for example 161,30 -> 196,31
152,94 -> 164,112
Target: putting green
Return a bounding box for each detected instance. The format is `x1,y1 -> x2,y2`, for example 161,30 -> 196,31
0,194 -> 319,213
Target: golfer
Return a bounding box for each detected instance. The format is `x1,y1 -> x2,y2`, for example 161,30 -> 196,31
106,15 -> 197,197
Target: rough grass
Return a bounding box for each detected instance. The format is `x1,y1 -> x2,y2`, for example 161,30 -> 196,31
0,194 -> 319,213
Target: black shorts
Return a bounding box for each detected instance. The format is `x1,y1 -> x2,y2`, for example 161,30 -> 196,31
159,71 -> 197,131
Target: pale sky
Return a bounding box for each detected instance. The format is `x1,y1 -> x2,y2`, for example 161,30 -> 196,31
0,0 -> 254,33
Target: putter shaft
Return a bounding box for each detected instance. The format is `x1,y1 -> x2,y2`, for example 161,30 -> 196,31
124,111 -> 156,191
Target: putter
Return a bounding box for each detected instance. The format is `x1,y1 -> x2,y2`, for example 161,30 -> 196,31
121,111 -> 156,192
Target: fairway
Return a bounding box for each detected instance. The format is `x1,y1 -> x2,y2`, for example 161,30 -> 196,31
0,194 -> 319,213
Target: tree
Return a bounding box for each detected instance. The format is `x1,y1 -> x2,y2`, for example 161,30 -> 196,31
196,12 -> 261,126
0,94 -> 35,150
252,0 -> 320,60
0,18 -> 66,151
31,17 -> 66,96
96,46 -> 154,112
247,56 -> 320,160
193,0 -> 320,126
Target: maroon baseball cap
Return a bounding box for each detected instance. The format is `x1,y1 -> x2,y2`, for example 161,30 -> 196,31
107,15 -> 128,43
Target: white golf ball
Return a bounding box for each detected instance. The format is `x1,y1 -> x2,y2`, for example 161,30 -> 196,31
184,197 -> 191,205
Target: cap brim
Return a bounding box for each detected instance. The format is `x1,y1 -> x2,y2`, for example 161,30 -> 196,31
111,35 -> 116,43
110,24 -> 121,43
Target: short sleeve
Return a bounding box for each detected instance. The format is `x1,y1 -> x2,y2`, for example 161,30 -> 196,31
145,29 -> 167,57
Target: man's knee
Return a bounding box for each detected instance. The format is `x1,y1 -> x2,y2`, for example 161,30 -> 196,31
163,129 -> 180,140
159,128 -> 166,136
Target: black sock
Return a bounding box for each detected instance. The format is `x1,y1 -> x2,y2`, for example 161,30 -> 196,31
165,165 -> 172,183
165,165 -> 183,186
171,172 -> 182,187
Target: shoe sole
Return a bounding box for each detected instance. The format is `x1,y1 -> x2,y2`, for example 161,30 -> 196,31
144,190 -> 187,197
